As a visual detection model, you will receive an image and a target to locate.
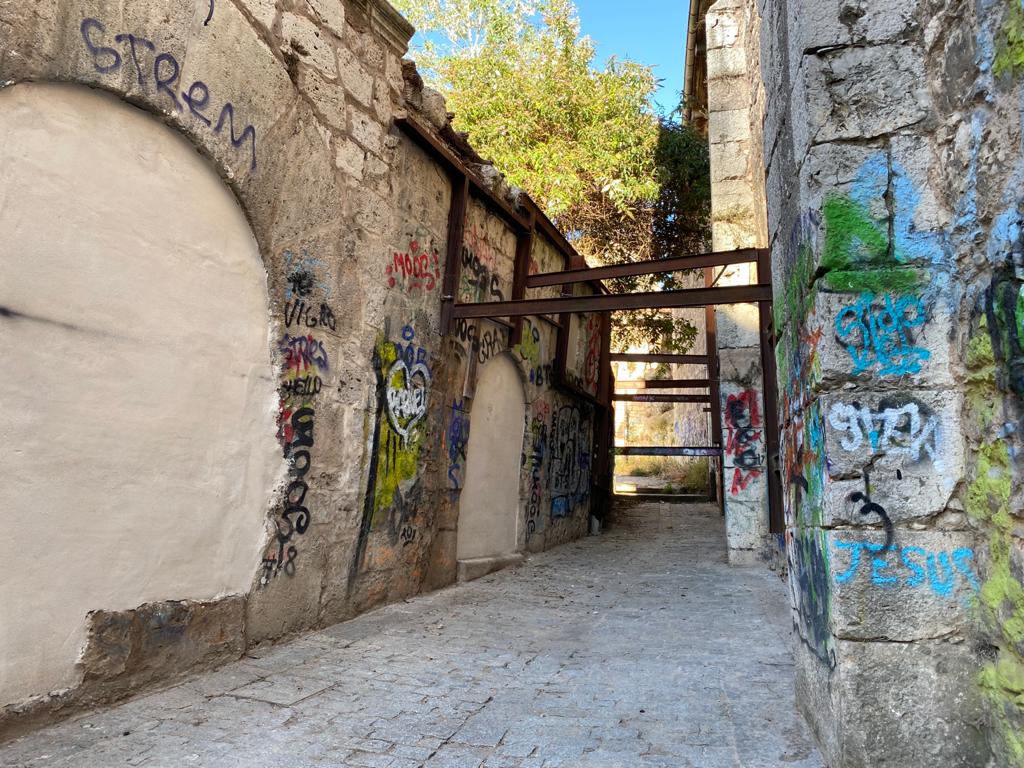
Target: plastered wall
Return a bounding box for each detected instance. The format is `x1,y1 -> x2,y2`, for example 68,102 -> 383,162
0,82 -> 283,708
0,0 -> 601,732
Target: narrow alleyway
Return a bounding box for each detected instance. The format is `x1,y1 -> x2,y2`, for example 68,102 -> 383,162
1,503 -> 823,768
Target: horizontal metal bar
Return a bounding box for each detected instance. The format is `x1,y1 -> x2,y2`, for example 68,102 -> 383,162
615,446 -> 722,457
613,394 -> 711,403
615,379 -> 711,390
610,353 -> 708,365
526,248 -> 764,288
452,284 -> 772,318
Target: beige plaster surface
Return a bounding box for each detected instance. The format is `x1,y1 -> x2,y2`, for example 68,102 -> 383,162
457,354 -> 525,561
0,83 -> 282,706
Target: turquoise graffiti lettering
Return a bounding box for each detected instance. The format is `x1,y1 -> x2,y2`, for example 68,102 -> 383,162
834,292 -> 931,376
832,540 -> 979,599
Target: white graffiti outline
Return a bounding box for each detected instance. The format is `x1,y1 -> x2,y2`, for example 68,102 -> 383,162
827,401 -> 939,466
385,359 -> 430,440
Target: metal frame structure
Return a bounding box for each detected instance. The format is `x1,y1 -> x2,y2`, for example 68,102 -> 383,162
397,115 -> 784,535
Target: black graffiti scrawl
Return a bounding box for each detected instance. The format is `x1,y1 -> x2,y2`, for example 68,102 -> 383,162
549,405 -> 592,519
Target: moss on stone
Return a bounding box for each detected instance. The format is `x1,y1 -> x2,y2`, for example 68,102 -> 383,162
967,321 -> 998,427
980,651 -> 1024,765
822,268 -> 922,295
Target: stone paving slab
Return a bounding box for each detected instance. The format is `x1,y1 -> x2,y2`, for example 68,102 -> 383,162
0,502 -> 824,768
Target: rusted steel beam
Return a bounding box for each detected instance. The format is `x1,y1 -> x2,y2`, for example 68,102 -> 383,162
510,211 -> 536,345
610,353 -> 708,365
706,266 -> 723,506
526,248 -> 764,288
613,394 -> 711,403
615,379 -> 711,390
615,446 -> 722,457
452,284 -> 772,319
440,174 -> 470,336
757,248 -> 785,535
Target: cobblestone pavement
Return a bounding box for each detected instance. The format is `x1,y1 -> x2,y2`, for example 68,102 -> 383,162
1,502 -> 824,768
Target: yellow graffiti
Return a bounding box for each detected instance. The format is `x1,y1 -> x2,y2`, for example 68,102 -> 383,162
371,335 -> 424,525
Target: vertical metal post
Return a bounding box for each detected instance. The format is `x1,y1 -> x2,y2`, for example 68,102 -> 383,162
440,173 -> 470,336
756,249 -> 784,534
509,212 -> 536,346
591,311 -> 614,523
704,267 -> 723,508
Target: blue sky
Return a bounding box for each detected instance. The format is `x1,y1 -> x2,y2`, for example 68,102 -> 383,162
575,0 -> 690,115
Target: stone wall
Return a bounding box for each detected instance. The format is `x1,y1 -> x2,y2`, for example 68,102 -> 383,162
0,0 -> 601,734
757,0 -> 1024,764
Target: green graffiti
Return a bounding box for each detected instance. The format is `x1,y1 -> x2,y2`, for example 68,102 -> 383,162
819,194 -> 922,294
995,0 -> 1024,76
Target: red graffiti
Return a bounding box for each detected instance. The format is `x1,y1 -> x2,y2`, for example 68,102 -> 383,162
387,238 -> 441,292
725,390 -> 764,495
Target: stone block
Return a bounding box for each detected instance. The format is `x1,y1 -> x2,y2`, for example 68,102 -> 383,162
707,76 -> 751,113
456,554 -> 524,583
306,0 -> 345,38
711,141 -> 751,182
176,0 -> 298,178
0,0 -> 61,79
298,64 -> 347,131
706,10 -> 741,50
349,104 -> 384,155
716,302 -> 761,349
246,534 -> 328,642
813,290 -> 954,389
338,44 -> 372,106
335,136 -> 366,179
825,528 -> 980,642
708,106 -> 752,145
820,389 -> 964,522
805,42 -> 929,144
725,497 -> 768,554
240,0 -> 278,33
50,0 -> 198,114
720,373 -> 768,513
830,638 -> 989,768
793,629 -> 841,756
706,44 -> 746,80
79,597 -> 245,696
281,11 -> 338,78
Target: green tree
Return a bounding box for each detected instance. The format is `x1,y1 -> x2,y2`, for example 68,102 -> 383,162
394,0 -> 711,351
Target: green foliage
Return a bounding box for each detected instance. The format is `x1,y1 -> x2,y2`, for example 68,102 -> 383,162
393,0 -> 711,351
995,0 -> 1024,77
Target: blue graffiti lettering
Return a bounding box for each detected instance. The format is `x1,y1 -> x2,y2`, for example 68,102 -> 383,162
834,292 -> 931,376
832,541 -> 979,599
